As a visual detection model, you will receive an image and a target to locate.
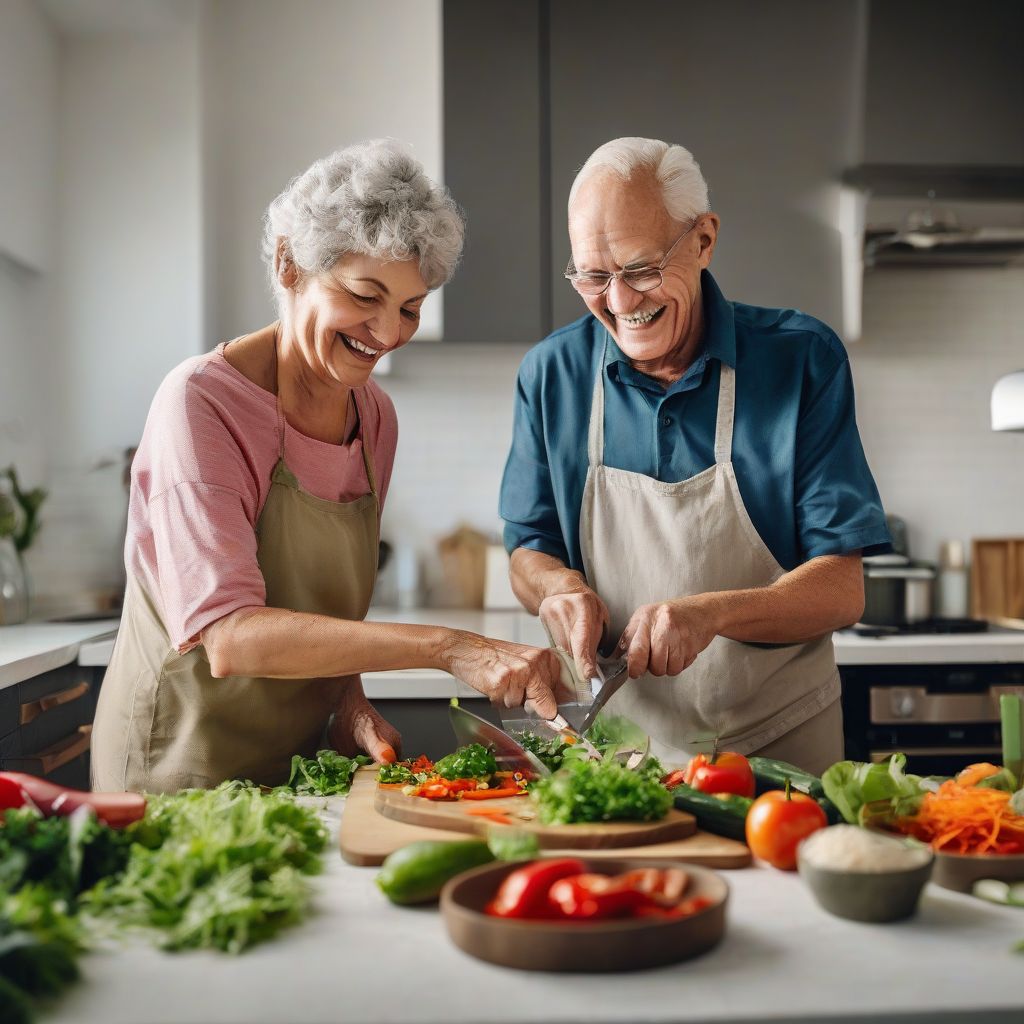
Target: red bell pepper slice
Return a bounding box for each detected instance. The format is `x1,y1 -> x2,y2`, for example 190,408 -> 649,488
0,774 -> 27,811
0,772 -> 146,828
485,858 -> 587,919
547,873 -> 659,920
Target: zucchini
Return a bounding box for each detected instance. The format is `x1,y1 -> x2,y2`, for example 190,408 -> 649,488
747,756 -> 841,824
671,784 -> 752,841
376,840 -> 495,905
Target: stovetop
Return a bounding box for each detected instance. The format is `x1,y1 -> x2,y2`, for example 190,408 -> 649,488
842,617 -> 990,639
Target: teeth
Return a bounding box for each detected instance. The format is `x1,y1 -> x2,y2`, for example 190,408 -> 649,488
618,307 -> 663,326
344,335 -> 377,356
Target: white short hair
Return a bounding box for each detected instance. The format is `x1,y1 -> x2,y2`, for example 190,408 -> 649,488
262,139 -> 465,305
568,137 -> 710,224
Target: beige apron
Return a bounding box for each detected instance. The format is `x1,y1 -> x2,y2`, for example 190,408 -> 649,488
92,391 -> 379,793
580,336 -> 842,770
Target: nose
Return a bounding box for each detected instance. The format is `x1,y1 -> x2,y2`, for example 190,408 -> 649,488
369,307 -> 401,349
605,276 -> 644,315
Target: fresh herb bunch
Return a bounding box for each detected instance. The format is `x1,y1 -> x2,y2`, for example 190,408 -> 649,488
286,750 -> 372,796
433,744 -> 497,780
515,732 -> 569,772
377,762 -> 416,785
530,757 -> 673,825
0,807 -> 131,903
82,781 -> 328,954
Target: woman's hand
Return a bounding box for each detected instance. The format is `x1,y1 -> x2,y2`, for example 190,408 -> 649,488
440,633 -> 570,719
617,597 -> 721,679
328,680 -> 402,763
538,586 -> 610,682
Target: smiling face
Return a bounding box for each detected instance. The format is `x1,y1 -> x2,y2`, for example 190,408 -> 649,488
279,250 -> 428,388
568,169 -> 718,380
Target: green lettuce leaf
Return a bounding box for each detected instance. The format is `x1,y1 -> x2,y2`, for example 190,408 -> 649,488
821,754 -> 928,825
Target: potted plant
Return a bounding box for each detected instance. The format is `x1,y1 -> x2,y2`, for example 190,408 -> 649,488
0,466 -> 47,625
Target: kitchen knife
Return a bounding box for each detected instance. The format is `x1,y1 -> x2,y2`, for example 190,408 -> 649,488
448,701 -> 551,777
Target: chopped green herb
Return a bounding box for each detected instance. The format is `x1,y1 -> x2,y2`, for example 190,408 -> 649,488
433,744 -> 497,781
377,762 -> 416,785
286,750 -> 372,796
530,757 -> 672,825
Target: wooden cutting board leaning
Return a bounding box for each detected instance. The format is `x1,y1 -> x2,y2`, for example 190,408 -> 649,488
339,769 -> 752,868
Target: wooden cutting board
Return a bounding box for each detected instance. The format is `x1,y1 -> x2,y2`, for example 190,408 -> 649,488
339,770 -> 751,868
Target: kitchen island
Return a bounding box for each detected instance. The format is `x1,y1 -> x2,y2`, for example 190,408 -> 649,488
45,798 -> 1024,1024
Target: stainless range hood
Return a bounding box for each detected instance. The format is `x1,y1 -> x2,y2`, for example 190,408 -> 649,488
843,164 -> 1024,269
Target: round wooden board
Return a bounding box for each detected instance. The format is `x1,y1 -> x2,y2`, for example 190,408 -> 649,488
373,784 -> 696,849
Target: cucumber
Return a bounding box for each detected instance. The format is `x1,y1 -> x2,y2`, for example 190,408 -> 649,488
747,756 -> 842,824
671,784 -> 752,841
376,840 -> 495,905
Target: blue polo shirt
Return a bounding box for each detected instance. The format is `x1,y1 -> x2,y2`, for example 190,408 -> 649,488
500,270 -> 891,574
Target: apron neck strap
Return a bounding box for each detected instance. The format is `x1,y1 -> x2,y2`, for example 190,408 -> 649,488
589,333 -> 737,467
586,336 -> 609,466
713,364 -> 736,464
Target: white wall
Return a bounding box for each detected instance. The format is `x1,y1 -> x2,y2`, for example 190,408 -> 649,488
0,0 -> 59,272
26,3 -> 203,610
849,267 -> 1024,565
200,0 -> 444,345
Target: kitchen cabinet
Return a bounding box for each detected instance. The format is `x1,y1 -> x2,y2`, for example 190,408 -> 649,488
441,0 -> 550,344
0,663 -> 100,790
863,0 -> 1024,167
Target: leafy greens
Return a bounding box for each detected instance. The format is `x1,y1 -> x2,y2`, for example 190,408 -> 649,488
285,750 -> 372,796
530,757 -> 672,825
433,744 -> 497,780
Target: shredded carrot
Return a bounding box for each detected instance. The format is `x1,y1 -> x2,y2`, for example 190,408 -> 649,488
464,807 -> 514,825
458,787 -> 526,801
893,780 -> 1024,854
376,783 -> 407,790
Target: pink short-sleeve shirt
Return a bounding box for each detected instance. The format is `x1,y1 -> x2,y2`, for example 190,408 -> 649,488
126,346 -> 398,654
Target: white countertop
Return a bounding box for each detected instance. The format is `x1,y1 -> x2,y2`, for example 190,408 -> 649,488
4,611 -> 1023,699
44,797 -> 1024,1024
0,620 -> 120,689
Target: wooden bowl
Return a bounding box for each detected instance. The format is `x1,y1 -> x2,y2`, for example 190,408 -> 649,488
439,857 -> 728,972
931,850 -> 1024,894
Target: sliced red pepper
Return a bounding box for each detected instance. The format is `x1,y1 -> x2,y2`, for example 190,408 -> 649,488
0,775 -> 26,811
616,867 -> 689,906
485,858 -> 587,919
412,776 -> 479,800
547,873 -> 658,920
0,772 -> 145,828
660,769 -> 689,790
410,754 -> 434,774
636,895 -> 715,919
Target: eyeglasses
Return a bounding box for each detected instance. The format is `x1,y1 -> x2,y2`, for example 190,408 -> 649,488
564,220 -> 698,296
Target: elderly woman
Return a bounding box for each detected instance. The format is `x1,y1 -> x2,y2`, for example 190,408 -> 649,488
92,140 -> 564,794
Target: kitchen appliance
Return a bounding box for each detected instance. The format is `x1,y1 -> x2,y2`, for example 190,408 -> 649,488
840,626 -> 1024,776
862,560 -> 936,626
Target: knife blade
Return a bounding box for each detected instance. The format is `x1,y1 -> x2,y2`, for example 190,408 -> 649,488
448,702 -> 551,777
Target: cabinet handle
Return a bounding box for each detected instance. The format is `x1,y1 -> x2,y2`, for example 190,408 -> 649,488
20,680 -> 91,726
18,725 -> 92,776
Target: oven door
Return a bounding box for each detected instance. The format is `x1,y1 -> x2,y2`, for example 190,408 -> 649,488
841,662 -> 1024,777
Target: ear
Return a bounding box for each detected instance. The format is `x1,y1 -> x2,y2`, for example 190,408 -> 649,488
275,239 -> 300,290
695,213 -> 720,269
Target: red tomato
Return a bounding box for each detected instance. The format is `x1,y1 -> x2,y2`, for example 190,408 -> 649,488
745,787 -> 827,870
683,752 -> 756,798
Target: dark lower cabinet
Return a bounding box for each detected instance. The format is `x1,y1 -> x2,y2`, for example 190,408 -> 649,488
371,698 -> 502,762
1,664 -> 100,791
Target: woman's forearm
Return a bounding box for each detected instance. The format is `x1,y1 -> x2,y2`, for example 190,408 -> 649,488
201,606 -> 463,679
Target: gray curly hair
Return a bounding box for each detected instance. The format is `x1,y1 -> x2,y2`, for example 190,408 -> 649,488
262,139 -> 465,304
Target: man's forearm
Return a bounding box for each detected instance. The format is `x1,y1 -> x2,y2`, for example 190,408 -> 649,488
202,607 -> 461,680
690,554 -> 864,644
508,548 -> 591,614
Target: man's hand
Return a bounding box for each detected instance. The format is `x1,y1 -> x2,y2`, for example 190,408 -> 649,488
618,597 -> 720,679
538,588 -> 610,682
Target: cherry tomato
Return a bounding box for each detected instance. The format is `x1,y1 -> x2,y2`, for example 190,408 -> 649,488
745,786 -> 827,870
0,775 -> 26,811
683,752 -> 756,798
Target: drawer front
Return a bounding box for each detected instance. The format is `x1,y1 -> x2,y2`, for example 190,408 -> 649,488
0,666 -> 99,787
0,682 -> 19,738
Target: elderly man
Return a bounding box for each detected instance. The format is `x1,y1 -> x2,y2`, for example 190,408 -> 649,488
499,137 -> 890,774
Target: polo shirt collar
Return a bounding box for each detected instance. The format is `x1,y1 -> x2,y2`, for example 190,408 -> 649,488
604,270 -> 736,393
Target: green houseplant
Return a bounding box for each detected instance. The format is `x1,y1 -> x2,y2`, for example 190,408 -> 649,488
0,466 -> 47,625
